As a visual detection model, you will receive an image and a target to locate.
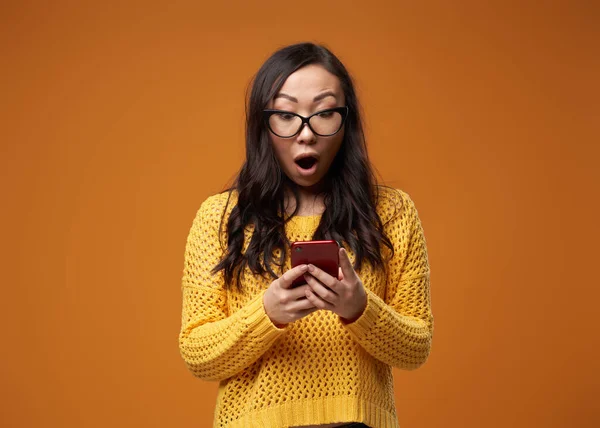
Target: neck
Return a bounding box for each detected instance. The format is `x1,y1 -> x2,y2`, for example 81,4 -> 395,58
285,186 -> 325,217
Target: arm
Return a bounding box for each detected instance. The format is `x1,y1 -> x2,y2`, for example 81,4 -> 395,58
342,192 -> 434,370
178,196 -> 286,381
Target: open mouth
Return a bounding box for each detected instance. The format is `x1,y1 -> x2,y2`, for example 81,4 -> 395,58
295,156 -> 317,170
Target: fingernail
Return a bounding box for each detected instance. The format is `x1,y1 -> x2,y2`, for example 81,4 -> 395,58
301,265 -> 308,271
308,264 -> 315,272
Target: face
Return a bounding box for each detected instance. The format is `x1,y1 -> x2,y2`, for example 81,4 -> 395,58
267,64 -> 346,190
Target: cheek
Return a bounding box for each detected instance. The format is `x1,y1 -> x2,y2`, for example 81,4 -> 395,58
323,133 -> 344,160
271,137 -> 292,164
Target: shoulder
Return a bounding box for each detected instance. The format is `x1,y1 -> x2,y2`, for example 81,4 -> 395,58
189,190 -> 238,240
197,189 -> 238,220
375,186 -> 417,225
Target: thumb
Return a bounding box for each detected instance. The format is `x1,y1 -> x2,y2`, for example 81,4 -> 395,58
339,248 -> 356,281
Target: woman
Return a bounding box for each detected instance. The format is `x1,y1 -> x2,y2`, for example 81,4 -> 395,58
179,42 -> 433,428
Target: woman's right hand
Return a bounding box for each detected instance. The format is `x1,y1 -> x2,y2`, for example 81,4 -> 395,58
263,264 -> 317,327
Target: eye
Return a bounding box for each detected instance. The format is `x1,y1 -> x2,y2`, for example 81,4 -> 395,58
317,111 -> 334,119
275,112 -> 295,121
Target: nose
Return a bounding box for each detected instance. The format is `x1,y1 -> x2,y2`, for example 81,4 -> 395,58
296,122 -> 317,144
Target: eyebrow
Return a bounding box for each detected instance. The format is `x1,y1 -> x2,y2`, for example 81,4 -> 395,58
274,91 -> 337,103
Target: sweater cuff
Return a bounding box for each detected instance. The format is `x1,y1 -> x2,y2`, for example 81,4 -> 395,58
242,290 -> 287,342
341,288 -> 384,339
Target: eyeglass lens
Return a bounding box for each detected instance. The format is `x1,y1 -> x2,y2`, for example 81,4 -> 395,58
268,111 -> 343,137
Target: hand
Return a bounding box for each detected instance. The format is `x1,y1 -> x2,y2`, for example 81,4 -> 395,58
303,248 -> 367,323
263,264 -> 318,327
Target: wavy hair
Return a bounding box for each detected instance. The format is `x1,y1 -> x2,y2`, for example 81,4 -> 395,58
213,42 -> 394,289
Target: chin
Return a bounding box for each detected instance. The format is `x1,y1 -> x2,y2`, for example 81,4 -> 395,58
293,176 -> 324,190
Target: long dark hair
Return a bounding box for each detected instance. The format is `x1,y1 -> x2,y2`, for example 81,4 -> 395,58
214,42 -> 394,289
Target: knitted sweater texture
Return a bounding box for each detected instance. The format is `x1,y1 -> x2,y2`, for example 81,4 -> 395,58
179,187 -> 433,428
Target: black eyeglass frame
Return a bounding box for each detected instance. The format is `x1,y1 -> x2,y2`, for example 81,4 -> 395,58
263,106 -> 349,138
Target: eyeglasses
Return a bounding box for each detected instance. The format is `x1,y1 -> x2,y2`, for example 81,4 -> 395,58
263,106 -> 349,138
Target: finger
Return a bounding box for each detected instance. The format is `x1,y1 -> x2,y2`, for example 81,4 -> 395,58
289,295 -> 317,312
306,264 -> 338,289
287,284 -> 313,301
304,274 -> 338,304
338,248 -> 357,282
305,288 -> 334,310
279,264 -> 309,289
338,267 -> 344,281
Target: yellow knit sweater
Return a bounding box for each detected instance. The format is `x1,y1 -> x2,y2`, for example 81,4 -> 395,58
179,187 -> 433,428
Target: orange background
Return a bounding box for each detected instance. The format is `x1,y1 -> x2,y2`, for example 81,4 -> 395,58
2,1 -> 599,427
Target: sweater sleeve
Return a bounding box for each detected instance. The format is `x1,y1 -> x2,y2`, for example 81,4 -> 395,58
342,191 -> 433,370
178,195 -> 286,382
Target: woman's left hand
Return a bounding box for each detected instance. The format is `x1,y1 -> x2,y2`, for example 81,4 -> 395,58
304,247 -> 367,323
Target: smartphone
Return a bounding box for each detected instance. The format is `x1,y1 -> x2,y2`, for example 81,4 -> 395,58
290,240 -> 340,287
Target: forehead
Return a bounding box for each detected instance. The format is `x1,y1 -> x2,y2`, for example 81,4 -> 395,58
276,64 -> 343,102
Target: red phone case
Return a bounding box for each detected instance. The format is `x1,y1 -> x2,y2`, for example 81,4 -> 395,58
290,240 -> 339,287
